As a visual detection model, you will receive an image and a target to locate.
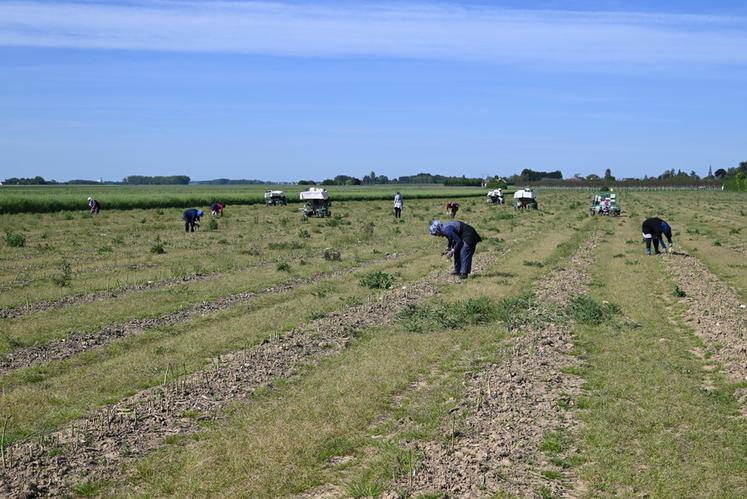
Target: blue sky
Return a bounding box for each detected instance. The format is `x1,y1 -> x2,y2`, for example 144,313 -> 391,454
1,1 -> 746,182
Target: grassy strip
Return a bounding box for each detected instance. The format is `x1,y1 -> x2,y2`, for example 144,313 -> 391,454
572,215 -> 747,496
0,254 -> 436,446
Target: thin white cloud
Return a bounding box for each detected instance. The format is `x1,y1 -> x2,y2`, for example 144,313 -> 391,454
0,1 -> 746,66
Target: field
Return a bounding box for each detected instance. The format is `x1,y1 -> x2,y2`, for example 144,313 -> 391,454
0,189 -> 745,497
0,184 -> 488,213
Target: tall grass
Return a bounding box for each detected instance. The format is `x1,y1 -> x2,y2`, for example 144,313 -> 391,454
0,184 -> 497,214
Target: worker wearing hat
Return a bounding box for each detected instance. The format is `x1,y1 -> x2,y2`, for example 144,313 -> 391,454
183,208 -> 203,232
429,219 -> 482,278
87,196 -> 101,215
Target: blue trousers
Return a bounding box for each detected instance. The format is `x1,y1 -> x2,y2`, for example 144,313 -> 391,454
453,244 -> 475,275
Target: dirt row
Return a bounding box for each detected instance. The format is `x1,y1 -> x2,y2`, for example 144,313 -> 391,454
0,255 -> 496,498
0,271 -> 219,320
386,239 -> 599,497
661,252 -> 747,405
0,255 -> 403,377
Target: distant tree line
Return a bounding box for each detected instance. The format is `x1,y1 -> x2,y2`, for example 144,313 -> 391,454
195,178 -> 269,185
123,175 -> 190,185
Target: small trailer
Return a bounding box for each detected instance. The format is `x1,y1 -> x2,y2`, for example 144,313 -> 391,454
513,188 -> 538,209
486,189 -> 505,205
300,188 -> 331,217
589,192 -> 621,216
265,190 -> 288,206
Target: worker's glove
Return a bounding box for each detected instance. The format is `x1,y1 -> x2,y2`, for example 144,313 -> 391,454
444,249 -> 455,259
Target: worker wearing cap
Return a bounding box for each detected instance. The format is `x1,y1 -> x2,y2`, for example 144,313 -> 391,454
87,196 -> 101,215
183,208 -> 203,232
429,219 -> 482,278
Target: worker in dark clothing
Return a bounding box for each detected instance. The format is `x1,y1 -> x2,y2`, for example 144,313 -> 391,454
183,208 -> 203,232
642,217 -> 673,255
87,196 -> 101,215
429,219 -> 482,278
446,202 -> 460,219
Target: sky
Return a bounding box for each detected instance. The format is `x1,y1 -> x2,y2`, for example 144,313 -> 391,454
1,1 -> 746,182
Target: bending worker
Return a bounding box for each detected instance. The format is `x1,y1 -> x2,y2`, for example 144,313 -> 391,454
641,217 -> 673,255
429,219 -> 482,279
183,208 -> 203,232
87,196 -> 101,215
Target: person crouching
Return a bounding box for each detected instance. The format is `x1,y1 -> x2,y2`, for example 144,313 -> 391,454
429,219 -> 482,279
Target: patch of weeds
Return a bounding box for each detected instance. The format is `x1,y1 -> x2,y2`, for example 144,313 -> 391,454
541,469 -> 562,480
20,368 -> 47,383
360,271 -> 394,289
307,311 -> 326,320
346,477 -> 384,498
276,262 -> 291,272
712,239 -> 721,246
624,259 -> 639,265
729,227 -> 741,234
298,228 -> 310,239
565,296 -> 620,325
399,297 -> 496,332
97,245 -> 112,254
4,229 -> 26,247
495,292 -> 538,329
181,409 -> 201,419
612,253 -> 625,258
63,213 -> 74,220
686,228 -> 701,234
206,218 -> 219,231
625,239 -> 637,245
360,222 -> 375,240
673,285 -> 687,297
523,260 -> 544,268
71,481 -> 103,498
540,430 -> 572,455
319,435 -> 358,462
111,236 -> 124,245
51,260 -> 72,287
537,486 -> 554,499
150,236 -> 165,254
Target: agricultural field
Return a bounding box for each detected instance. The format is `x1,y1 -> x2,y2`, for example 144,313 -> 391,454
0,184 -> 487,214
0,189 -> 745,497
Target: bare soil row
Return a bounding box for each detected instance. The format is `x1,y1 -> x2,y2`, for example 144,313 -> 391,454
386,238 -> 599,497
662,251 -> 747,406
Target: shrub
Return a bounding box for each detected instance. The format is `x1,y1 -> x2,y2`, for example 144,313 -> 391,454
399,297 -> 497,332
566,296 -> 620,325
276,262 -> 291,272
207,218 -> 219,231
150,236 -> 166,254
52,260 -> 72,287
298,228 -> 310,239
323,247 -> 341,261
4,229 -> 26,247
359,271 -> 394,289
673,285 -> 687,297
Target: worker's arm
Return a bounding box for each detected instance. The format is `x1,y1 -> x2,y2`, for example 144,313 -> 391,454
442,225 -> 463,251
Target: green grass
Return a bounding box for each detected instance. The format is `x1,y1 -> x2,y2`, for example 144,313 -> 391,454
0,184 -> 493,213
572,214 -> 747,496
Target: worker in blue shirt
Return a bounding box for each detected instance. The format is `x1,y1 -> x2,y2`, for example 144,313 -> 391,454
183,208 -> 203,232
429,219 -> 482,278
